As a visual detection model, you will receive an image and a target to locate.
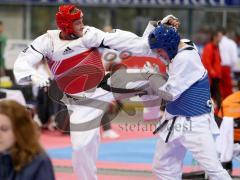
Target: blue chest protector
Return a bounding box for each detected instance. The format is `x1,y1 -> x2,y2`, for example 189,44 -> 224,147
165,73 -> 212,117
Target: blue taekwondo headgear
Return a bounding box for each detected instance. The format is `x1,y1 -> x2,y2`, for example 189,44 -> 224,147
148,24 -> 180,60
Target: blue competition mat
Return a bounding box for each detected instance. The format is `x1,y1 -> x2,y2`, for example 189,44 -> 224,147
47,137 -> 240,167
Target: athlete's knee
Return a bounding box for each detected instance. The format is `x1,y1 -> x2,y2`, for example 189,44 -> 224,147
152,153 -> 169,176
207,170 -> 232,180
205,165 -> 232,180
71,129 -> 100,150
152,160 -> 159,176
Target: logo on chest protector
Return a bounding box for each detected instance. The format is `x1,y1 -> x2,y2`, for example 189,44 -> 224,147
63,47 -> 74,55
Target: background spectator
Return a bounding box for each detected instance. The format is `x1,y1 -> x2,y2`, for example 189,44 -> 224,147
218,28 -> 238,99
0,21 -> 7,76
202,29 -> 222,111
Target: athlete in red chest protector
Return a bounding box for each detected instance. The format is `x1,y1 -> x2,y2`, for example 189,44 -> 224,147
14,4 -> 180,180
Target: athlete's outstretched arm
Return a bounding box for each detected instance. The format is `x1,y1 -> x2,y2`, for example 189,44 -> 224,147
13,33 -> 52,85
102,15 -> 180,56
83,15 -> 180,57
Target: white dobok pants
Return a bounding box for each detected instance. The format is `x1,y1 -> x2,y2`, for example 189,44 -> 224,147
67,86 -> 156,180
152,114 -> 232,180
216,117 -> 234,163
68,88 -> 115,180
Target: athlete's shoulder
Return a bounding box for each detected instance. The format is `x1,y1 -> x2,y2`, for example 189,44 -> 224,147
83,26 -> 102,35
82,26 -> 105,48
175,45 -> 199,63
29,31 -> 55,55
46,30 -> 61,38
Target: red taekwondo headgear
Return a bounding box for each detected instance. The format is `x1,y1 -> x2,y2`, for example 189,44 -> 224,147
56,4 -> 84,35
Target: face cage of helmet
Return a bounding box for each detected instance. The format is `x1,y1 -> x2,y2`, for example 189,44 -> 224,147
71,17 -> 84,37
60,7 -> 84,39
152,48 -> 171,66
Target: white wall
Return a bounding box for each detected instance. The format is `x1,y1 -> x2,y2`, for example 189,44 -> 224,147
0,6 -> 24,39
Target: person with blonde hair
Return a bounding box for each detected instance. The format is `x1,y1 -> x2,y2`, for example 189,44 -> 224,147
0,100 -> 55,180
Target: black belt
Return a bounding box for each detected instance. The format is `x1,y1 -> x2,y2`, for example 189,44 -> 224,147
153,116 -> 178,143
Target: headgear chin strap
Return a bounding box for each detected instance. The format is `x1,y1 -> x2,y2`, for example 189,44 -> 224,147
148,24 -> 180,60
56,4 -> 83,36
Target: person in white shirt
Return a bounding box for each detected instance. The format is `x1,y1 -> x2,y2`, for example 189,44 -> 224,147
143,24 -> 232,180
218,28 -> 239,99
216,30 -> 239,173
13,4 -> 180,180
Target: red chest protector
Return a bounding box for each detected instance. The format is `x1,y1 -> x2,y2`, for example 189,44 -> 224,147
47,48 -> 105,94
